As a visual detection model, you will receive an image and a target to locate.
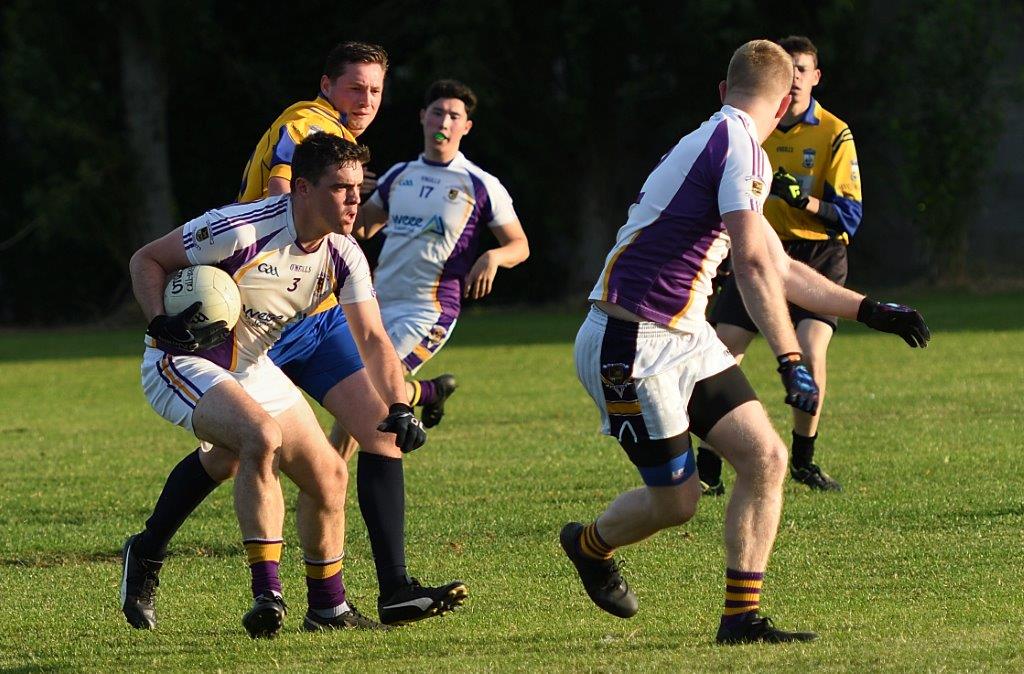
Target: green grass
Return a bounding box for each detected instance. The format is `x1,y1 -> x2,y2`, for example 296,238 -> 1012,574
1,292 -> 1022,672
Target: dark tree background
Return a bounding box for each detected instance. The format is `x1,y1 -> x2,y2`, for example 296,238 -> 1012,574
0,0 -> 1021,323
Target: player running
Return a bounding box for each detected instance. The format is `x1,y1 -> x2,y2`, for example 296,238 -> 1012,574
559,40 -> 930,644
129,134 -> 424,637
121,44 -> 466,632
352,78 -> 529,411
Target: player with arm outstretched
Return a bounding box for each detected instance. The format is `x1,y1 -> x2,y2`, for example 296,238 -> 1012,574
699,35 -> 864,494
352,78 -> 529,426
127,134 -> 422,637
559,40 -> 929,644
121,44 -> 468,631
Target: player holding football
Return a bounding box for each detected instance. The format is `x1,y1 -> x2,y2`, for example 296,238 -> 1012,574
352,78 -> 529,397
129,134 -> 424,637
121,44 -> 466,632
559,40 -> 930,644
698,36 -> 862,494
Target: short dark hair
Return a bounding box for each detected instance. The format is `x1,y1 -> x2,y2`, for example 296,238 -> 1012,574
292,132 -> 370,186
777,35 -> 818,66
324,41 -> 389,80
423,79 -> 478,117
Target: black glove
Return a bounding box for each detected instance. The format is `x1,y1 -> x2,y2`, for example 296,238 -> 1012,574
146,301 -> 230,352
377,403 -> 427,453
857,298 -> 931,348
776,353 -> 819,414
770,167 -> 809,209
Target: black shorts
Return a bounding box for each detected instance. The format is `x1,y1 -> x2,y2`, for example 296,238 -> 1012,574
709,239 -> 849,332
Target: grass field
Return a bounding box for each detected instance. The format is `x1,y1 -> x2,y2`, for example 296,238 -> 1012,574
1,292 -> 1022,672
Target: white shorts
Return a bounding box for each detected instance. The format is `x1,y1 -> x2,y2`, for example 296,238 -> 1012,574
380,301 -> 458,375
574,306 -> 736,441
141,347 -> 302,440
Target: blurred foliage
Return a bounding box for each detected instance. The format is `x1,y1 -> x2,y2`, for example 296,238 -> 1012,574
0,0 -> 1020,322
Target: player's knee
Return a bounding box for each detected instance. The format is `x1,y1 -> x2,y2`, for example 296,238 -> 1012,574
321,458 -> 349,513
238,418 -> 283,466
734,436 -> 787,485
658,489 -> 698,527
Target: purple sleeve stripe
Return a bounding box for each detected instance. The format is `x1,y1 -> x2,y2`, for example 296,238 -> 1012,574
376,162 -> 409,211
209,200 -> 289,237
327,243 -> 353,294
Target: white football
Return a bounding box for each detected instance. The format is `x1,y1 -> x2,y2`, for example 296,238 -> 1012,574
163,265 -> 241,329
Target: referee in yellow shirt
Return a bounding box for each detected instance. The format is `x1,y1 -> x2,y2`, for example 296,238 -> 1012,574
699,36 -> 863,493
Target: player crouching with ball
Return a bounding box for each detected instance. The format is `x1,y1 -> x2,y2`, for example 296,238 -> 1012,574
127,133 -> 424,638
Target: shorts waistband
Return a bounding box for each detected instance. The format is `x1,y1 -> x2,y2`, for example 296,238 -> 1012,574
586,305 -> 679,338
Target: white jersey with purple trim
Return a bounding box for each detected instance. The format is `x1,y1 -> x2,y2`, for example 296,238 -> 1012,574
368,152 -> 517,315
589,105 -> 771,333
162,194 -> 374,372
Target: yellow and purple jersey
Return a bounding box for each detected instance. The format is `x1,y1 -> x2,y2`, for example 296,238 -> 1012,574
764,98 -> 862,241
148,195 -> 374,372
589,105 -> 772,332
237,95 -> 356,203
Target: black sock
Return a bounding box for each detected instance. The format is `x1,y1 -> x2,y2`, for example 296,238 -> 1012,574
357,452 -> 409,597
696,446 -> 723,484
134,449 -> 220,561
791,431 -> 817,469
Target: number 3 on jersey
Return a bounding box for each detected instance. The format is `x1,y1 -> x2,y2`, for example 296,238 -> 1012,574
287,277 -> 300,292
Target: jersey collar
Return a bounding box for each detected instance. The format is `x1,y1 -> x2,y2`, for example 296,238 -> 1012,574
797,98 -> 820,126
420,151 -> 464,168
314,92 -> 345,125
720,105 -> 758,139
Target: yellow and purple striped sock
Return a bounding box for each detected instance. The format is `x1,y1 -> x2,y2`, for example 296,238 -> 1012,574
721,568 -> 763,627
305,555 -> 348,618
578,522 -> 615,561
244,538 -> 283,598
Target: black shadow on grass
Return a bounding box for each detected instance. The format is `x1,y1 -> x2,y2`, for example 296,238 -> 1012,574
0,543 -> 240,568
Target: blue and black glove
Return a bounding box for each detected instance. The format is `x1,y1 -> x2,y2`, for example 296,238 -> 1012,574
770,167 -> 809,209
146,301 -> 229,352
377,403 -> 427,453
776,353 -> 819,414
857,298 -> 931,348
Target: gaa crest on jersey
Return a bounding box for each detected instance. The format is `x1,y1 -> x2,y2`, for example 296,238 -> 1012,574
743,176 -> 766,200
600,362 -> 633,398
195,227 -> 210,242
428,324 -> 447,346
802,148 -> 816,169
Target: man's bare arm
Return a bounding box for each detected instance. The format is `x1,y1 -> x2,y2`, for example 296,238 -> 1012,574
129,226 -> 192,320
722,210 -> 801,358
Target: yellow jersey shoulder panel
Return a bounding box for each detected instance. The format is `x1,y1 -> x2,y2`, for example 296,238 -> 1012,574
237,95 -> 356,203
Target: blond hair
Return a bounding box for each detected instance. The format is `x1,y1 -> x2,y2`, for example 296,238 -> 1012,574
726,40 -> 793,100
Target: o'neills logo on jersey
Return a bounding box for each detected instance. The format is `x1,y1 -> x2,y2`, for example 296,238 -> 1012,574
290,263 -> 312,274
242,305 -> 286,328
